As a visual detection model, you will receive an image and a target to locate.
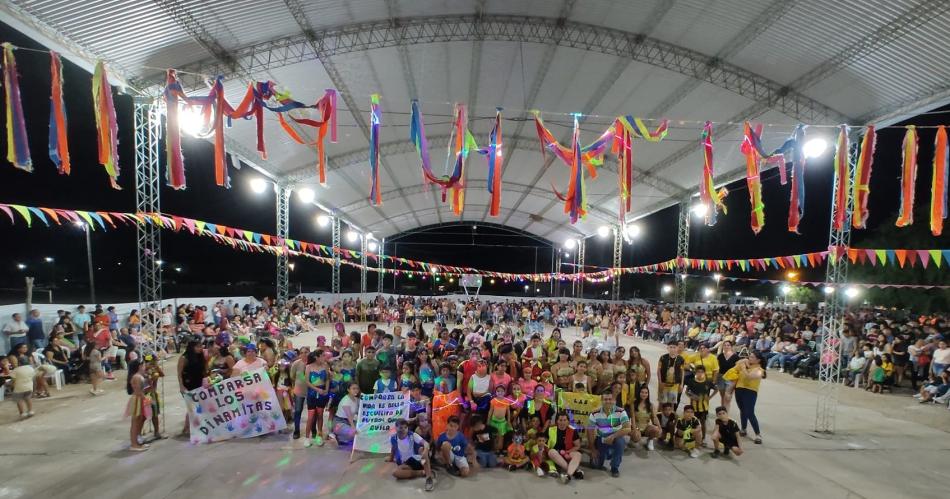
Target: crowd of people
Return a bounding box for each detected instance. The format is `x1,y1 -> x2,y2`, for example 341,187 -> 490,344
1,295 -> 948,485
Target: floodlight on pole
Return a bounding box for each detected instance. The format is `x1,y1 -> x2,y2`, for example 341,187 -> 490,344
781,284 -> 791,295
44,257 -> 54,263
249,177 -> 268,194
564,238 -> 577,250
346,230 -> 359,243
368,241 -> 378,252
297,187 -> 315,203
661,284 -> 673,294
597,225 -> 610,238
845,287 -> 860,299
16,263 -> 26,270
316,214 -> 330,227
179,105 -> 205,137
823,286 -> 835,294
624,223 -> 642,239
703,287 -> 714,297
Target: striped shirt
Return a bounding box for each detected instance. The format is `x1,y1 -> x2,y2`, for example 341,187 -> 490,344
589,405 -> 630,438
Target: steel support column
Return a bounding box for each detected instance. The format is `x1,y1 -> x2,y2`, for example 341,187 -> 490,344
377,237 -> 385,293
133,99 -> 162,336
611,225 -> 623,301
674,199 -> 690,305
360,235 -> 368,296
815,132 -> 859,434
331,216 -> 341,294
577,239 -> 586,299
275,184 -> 291,303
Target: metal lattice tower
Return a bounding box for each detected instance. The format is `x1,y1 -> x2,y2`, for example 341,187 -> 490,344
577,239 -> 586,299
360,235 -> 368,295
331,216 -> 341,294
815,132 -> 860,434
377,238 -> 385,293
275,184 -> 291,303
611,225 -> 623,301
133,99 -> 162,336
674,199 -> 690,304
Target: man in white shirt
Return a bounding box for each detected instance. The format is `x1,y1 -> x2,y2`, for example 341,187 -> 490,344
3,313 -> 29,350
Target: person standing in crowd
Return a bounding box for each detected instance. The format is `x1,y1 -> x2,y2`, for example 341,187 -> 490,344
7,353 -> 35,418
125,359 -> 151,451
3,313 -> 29,351
177,340 -> 206,437
25,309 -> 46,350
657,342 -> 684,408
588,391 -> 631,478
83,341 -> 104,396
733,352 -> 765,444
232,343 -> 266,376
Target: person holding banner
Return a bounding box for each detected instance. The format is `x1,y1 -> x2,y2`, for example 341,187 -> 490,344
389,418 -> 435,491
588,391 -> 631,477
331,382 -> 360,445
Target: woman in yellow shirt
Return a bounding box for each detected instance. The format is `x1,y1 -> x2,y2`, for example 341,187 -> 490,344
732,351 -> 765,444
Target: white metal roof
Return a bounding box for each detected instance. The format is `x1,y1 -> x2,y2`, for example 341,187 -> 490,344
5,0 -> 950,244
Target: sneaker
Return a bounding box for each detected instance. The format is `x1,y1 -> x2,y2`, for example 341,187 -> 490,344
89,389 -> 99,396
647,439 -> 655,451
508,464 -> 516,472
303,439 -> 312,448
689,448 -> 700,458
95,389 -> 105,394
711,450 -> 721,458
610,469 -> 620,478
293,431 -> 300,439
723,448 -> 731,457
913,393 -> 923,399
536,467 -> 545,477
572,470 -> 584,480
424,476 -> 434,492
557,473 -> 570,484
754,436 -> 762,445
547,470 -> 559,479
778,368 -> 784,373
314,435 -> 324,446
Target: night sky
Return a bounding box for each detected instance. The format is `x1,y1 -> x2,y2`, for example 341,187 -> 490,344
0,22 -> 947,305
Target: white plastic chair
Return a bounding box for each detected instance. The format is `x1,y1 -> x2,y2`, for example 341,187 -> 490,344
31,351 -> 63,391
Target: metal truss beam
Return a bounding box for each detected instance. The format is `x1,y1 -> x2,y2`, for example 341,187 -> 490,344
576,238 -> 586,299
280,0 -> 410,232
611,225 -> 622,301
377,238 -> 385,293
134,99 -> 162,336
621,0 -> 947,219
674,199 -> 690,305
364,203 -> 586,239
387,221 -> 554,247
815,133 -> 859,434
490,0 -> 576,224
331,216 -> 341,294
360,234 -> 368,295
276,184 -> 291,303
150,14 -> 845,125
645,0 -> 801,119
337,179 -> 616,225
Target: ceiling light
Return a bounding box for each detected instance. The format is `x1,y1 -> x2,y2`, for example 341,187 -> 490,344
249,178 -> 268,194
597,226 -> 610,238
691,203 -> 709,218
564,239 -> 577,250
803,138 -> 828,159
346,230 -> 359,243
297,187 -> 315,203
368,241 -> 378,252
316,214 -> 330,227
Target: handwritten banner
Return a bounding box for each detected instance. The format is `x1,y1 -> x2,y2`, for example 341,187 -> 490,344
557,391 -> 601,429
354,391 -> 410,453
184,368 -> 286,444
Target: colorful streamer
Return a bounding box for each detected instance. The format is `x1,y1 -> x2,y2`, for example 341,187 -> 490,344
3,43 -> 31,171
851,126 -> 876,229
616,116 -> 669,143
410,100 -> 463,191
896,125 -> 918,227
163,70 -> 187,189
931,125 -> 948,236
271,88 -> 337,185
786,125 -> 806,233
48,51 -> 70,175
480,108 -> 503,217
1,202 -> 947,281
369,94 -> 382,205
832,125 -> 850,231
613,119 -> 634,223
447,103 -> 469,215
92,61 -> 120,189
698,121 -> 727,226
740,122 -> 765,233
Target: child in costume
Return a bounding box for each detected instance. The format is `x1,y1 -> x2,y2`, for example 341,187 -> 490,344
144,354 -> 165,440
503,430 -> 530,471
711,406 -> 743,458
125,359 -> 152,452
675,405 -> 702,458
487,385 -> 512,451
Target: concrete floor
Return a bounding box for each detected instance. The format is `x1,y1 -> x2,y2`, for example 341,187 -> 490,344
1,322 -> 947,499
